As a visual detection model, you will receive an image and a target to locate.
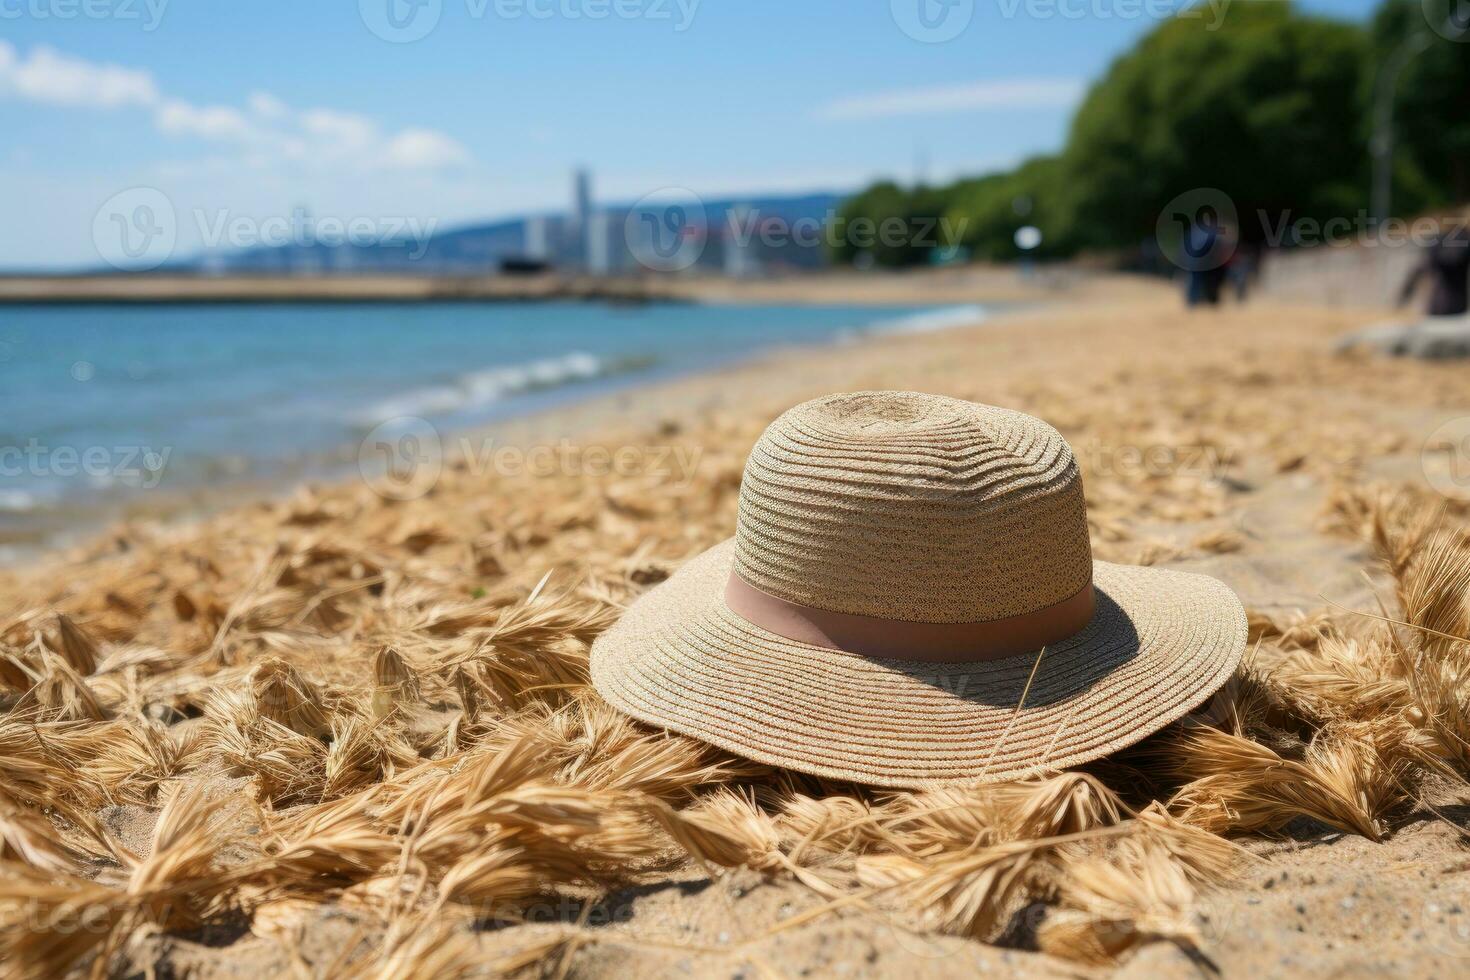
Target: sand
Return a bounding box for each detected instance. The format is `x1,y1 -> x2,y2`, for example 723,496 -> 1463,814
4,272 -> 1470,977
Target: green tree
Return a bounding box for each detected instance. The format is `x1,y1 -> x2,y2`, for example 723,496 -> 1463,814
1059,1 -> 1368,248
944,156 -> 1074,261
1368,0 -> 1470,211
830,181 -> 953,268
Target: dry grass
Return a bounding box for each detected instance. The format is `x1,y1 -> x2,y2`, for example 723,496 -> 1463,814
3,303 -> 1470,976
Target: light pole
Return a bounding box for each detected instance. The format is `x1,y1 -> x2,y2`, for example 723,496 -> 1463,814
1370,22 -> 1433,225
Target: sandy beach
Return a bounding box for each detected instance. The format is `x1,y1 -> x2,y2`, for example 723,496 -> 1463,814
4,276 -> 1470,978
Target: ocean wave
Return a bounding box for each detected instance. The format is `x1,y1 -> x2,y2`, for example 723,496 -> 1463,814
0,490 -> 39,513
866,304 -> 988,335
357,350 -> 641,423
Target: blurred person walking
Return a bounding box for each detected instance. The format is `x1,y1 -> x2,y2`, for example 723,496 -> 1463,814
1398,220 -> 1470,317
1183,217 -> 1235,307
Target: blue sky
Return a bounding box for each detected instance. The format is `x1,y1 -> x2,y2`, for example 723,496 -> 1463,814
0,0 -> 1381,268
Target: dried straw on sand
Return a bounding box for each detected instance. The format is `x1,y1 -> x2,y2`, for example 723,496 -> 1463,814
2,294 -> 1469,977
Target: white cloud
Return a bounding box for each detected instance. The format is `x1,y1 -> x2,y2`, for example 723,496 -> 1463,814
156,100 -> 260,142
816,78 -> 1085,122
0,42 -> 470,173
384,129 -> 471,170
300,108 -> 379,150
0,42 -> 159,109
247,91 -> 287,120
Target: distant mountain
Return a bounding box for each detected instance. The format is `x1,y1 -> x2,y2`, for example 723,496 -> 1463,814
174,191 -> 846,276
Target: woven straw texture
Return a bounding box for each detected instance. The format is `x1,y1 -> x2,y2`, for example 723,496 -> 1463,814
591,392 -> 1247,787
735,391 -> 1092,621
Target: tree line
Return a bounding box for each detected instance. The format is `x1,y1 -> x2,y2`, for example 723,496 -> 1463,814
832,0 -> 1469,267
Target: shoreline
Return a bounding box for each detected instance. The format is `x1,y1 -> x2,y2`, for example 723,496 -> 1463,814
0,293 -> 1024,566
0,275 -> 1399,581
0,278 -> 1372,584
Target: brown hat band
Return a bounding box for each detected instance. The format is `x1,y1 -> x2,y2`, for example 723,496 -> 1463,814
724,573 -> 1096,663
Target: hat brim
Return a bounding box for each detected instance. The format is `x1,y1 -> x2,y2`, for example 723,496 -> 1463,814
591,539 -> 1246,787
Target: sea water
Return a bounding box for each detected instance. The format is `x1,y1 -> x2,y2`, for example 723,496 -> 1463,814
0,300 -> 988,553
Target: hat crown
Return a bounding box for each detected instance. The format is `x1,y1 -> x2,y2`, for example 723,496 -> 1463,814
733,391 -> 1093,624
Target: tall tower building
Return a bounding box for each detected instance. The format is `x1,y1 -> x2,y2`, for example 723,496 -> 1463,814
524,216 -> 549,261
572,168 -> 593,266
586,211 -> 611,275
724,204 -> 756,278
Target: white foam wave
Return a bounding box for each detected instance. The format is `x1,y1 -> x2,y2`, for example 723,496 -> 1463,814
0,489 -> 39,512
866,304 -> 988,335
359,351 -> 608,423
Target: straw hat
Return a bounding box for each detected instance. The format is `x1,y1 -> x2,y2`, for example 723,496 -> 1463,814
591,391 -> 1245,787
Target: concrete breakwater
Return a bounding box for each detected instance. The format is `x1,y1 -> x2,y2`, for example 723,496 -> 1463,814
0,273 -> 694,305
